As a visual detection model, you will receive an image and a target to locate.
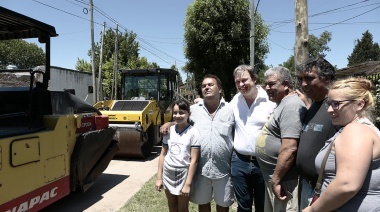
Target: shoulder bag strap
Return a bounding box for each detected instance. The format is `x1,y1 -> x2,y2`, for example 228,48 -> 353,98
315,140 -> 335,190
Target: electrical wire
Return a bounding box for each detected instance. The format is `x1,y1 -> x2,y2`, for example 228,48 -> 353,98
31,0 -> 185,66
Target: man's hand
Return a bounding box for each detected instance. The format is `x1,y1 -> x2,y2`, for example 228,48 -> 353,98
272,181 -> 288,201
159,122 -> 175,134
295,89 -> 310,109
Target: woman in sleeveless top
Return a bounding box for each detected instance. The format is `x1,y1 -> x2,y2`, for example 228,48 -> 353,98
303,77 -> 380,212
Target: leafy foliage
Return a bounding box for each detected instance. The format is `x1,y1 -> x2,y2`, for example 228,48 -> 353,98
280,31 -> 332,73
0,40 -> 45,69
184,0 -> 269,101
75,58 -> 92,73
347,30 -> 380,66
171,64 -> 183,85
77,29 -> 159,98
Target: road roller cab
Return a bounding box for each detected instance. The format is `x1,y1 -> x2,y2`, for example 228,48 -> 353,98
94,68 -> 178,158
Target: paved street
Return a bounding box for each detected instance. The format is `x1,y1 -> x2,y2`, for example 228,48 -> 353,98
41,146 -> 161,212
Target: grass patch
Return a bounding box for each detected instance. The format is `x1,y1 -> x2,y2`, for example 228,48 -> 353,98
119,175 -> 237,212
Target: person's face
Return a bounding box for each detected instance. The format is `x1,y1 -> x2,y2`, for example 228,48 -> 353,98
234,70 -> 257,97
296,67 -> 330,101
172,104 -> 190,126
325,89 -> 361,126
201,78 -> 221,100
264,74 -> 288,104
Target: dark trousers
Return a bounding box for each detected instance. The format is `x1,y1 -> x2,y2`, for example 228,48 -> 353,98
231,150 -> 265,212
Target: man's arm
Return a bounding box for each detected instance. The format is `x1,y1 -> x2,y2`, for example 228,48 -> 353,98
272,138 -> 299,200
159,122 -> 175,134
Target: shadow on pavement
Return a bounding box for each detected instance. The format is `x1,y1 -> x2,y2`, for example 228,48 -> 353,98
41,172 -> 129,212
40,146 -> 162,211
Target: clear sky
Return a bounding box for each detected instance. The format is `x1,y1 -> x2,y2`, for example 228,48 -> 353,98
2,0 -> 380,80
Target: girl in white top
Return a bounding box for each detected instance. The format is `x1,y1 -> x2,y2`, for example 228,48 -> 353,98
156,99 -> 200,212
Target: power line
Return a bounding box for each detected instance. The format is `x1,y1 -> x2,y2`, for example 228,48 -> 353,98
264,0 -> 380,33
30,0 -> 185,67
310,5 -> 380,31
267,38 -> 293,51
31,0 -> 102,25
89,3 -> 186,66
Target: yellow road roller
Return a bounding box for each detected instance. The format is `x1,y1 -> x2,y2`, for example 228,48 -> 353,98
0,7 -> 118,211
94,68 -> 178,158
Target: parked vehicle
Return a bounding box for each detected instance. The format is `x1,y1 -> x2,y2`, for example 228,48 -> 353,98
0,6 -> 118,212
94,68 -> 178,158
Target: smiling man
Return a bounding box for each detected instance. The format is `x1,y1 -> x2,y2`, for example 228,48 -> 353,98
230,65 -> 276,212
160,74 -> 235,212
295,57 -> 339,209
256,66 -> 306,212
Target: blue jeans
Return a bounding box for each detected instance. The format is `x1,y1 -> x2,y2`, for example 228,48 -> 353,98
299,178 -> 314,210
231,151 -> 265,212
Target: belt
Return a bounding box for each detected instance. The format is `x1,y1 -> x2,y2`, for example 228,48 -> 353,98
234,149 -> 256,161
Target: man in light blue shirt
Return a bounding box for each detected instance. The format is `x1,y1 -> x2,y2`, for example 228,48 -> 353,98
161,74 -> 235,212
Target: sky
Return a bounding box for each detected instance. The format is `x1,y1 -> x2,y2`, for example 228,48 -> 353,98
1,0 -> 380,80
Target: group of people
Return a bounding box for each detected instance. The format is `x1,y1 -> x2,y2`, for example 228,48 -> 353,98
155,57 -> 380,212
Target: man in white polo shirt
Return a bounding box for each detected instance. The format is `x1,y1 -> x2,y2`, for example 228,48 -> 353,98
230,65 -> 276,212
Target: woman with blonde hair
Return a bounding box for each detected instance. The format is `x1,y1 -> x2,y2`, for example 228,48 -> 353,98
304,77 -> 380,211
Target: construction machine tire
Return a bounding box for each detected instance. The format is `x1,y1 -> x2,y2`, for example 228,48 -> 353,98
115,128 -> 153,158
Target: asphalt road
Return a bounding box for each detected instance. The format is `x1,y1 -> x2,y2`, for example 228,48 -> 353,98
41,146 -> 161,212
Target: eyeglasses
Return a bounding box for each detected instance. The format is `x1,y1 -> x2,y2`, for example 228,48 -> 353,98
324,100 -> 355,110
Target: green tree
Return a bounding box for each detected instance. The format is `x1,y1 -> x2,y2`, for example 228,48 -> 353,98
184,0 -> 269,101
76,28 -> 140,72
0,40 -> 45,69
347,30 -> 380,66
77,28 -> 158,98
100,55 -> 157,98
75,58 -> 92,72
170,64 -> 183,85
94,28 -> 139,70
280,31 -> 332,73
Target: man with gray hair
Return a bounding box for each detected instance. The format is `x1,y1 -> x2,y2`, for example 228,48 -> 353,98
256,67 -> 307,211
230,65 -> 276,212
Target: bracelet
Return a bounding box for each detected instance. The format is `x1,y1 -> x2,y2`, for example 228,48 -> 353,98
156,179 -> 162,181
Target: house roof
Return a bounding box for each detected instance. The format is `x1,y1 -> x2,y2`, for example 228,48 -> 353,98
336,61 -> 380,78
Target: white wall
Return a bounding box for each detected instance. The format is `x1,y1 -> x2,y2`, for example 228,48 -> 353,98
49,66 -> 95,105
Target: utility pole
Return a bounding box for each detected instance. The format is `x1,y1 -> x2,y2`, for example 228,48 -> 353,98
294,0 -> 309,69
250,0 -> 255,67
97,22 -> 106,102
113,24 -> 119,100
89,0 -> 97,103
